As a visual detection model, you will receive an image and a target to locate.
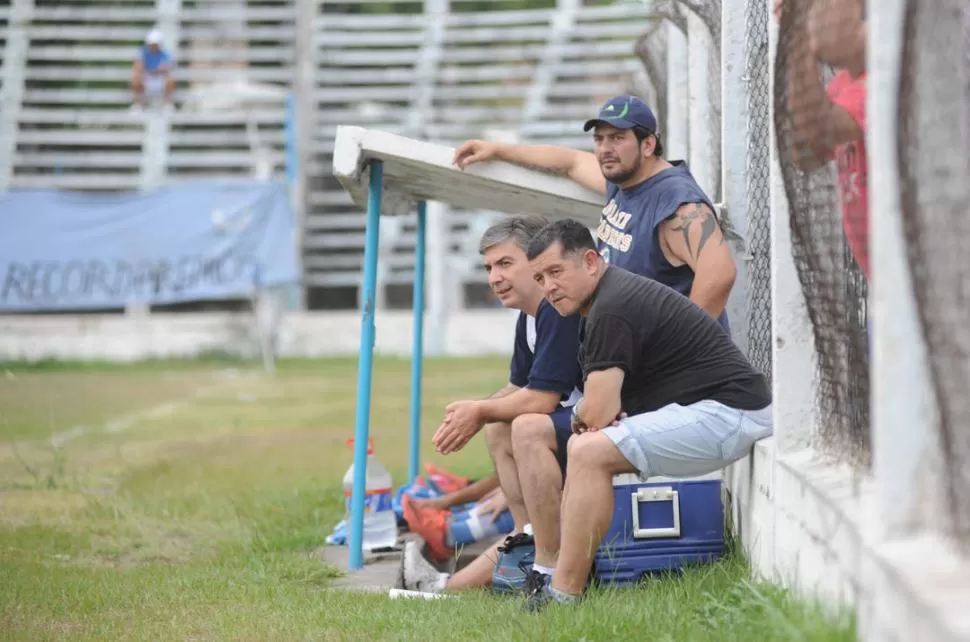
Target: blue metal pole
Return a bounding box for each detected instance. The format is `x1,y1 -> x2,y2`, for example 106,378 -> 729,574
348,160 -> 383,571
408,201 -> 428,485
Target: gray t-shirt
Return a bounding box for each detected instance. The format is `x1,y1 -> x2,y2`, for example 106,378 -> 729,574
579,266 -> 770,415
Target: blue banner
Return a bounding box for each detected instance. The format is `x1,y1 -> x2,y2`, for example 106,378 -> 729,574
0,180 -> 300,311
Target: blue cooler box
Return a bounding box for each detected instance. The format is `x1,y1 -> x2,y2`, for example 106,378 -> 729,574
592,474 -> 725,586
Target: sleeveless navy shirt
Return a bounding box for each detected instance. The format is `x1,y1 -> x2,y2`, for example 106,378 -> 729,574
594,161 -> 730,334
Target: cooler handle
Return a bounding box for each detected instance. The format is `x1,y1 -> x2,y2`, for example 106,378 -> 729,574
631,486 -> 681,539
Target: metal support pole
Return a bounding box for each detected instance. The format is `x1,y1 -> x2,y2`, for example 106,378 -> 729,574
348,160 -> 384,570
409,201 -> 428,485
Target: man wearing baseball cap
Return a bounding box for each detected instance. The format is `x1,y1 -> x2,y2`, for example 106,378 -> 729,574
131,28 -> 176,112
452,95 -> 737,594
454,95 -> 735,330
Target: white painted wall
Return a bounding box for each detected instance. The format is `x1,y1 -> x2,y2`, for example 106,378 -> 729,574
0,309 -> 518,362
723,1 -> 970,641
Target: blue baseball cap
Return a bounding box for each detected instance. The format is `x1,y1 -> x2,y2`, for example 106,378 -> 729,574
583,95 -> 658,133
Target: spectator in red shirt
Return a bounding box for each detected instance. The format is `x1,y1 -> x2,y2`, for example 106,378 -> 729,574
779,0 -> 869,278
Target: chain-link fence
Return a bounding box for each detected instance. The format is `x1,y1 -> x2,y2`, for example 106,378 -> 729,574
773,0 -> 870,466
898,0 -> 970,543
744,0 -> 772,382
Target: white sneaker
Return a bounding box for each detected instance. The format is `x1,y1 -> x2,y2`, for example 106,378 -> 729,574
402,540 -> 449,593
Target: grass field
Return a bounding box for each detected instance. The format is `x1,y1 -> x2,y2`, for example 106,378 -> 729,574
0,357 -> 855,641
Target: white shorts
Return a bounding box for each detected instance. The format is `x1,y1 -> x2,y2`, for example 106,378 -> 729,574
601,399 -> 773,479
144,74 -> 167,95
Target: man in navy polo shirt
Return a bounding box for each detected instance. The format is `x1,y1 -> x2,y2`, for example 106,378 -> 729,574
399,214 -> 583,594
452,96 -> 737,588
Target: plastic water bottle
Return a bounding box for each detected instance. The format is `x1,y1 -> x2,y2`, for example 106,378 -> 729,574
343,438 -> 398,551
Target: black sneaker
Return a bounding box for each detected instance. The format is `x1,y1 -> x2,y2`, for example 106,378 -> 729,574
523,570 -> 552,612
498,532 -> 534,553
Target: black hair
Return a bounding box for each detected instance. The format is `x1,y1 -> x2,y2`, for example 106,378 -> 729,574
633,126 -> 664,158
526,218 -> 598,261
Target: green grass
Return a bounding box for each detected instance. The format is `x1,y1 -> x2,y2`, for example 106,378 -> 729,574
0,357 -> 855,641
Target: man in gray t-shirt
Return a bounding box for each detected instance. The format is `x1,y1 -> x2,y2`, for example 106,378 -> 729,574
521,218 -> 773,612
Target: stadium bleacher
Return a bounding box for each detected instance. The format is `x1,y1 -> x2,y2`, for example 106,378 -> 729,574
308,1 -> 653,306
7,0 -> 292,193
1,0 -> 653,309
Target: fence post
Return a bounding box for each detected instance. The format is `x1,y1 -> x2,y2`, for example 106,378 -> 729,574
768,0 -> 815,453
686,9 -> 714,197
666,21 -> 689,160
867,0 -> 945,536
721,0 -> 750,356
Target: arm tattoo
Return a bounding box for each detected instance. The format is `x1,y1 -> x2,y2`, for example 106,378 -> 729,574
669,203 -> 721,262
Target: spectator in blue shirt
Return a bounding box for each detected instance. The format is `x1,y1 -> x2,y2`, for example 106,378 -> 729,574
131,29 -> 175,112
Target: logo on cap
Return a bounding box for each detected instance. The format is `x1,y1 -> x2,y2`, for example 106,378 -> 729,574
601,102 -> 629,120
583,95 -> 657,133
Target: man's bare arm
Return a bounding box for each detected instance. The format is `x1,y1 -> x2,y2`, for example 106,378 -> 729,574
453,139 -> 607,196
496,144 -> 607,195
660,202 -> 736,319
577,369 -> 625,431
783,2 -> 863,170
488,382 -> 520,400
434,475 -> 499,509
477,387 -> 562,424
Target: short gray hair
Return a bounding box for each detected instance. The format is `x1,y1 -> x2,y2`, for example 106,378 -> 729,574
478,214 -> 551,255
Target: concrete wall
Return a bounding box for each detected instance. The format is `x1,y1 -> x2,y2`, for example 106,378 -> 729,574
0,309 -> 519,362
720,2 -> 970,640
725,441 -> 970,642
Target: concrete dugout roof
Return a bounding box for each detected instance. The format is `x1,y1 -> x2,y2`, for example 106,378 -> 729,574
332,126 -> 604,227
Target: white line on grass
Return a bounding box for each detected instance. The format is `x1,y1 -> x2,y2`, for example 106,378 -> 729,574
47,369 -> 260,448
